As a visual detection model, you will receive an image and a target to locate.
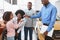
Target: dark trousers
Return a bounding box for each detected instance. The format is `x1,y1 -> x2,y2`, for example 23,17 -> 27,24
45,36 -> 54,40
18,31 -> 21,40
24,27 -> 33,40
2,28 -> 7,40
15,31 -> 21,40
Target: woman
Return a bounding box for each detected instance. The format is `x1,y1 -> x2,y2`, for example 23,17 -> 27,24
13,10 -> 26,40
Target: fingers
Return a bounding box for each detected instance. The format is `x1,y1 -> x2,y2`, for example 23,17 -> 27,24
23,15 -> 30,18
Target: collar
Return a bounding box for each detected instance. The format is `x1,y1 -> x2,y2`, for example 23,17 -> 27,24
28,8 -> 32,11
44,2 -> 51,8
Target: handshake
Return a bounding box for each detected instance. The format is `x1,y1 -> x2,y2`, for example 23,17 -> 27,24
23,15 -> 30,18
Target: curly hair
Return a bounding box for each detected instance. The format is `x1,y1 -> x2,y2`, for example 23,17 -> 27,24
15,10 -> 25,18
3,11 -> 12,21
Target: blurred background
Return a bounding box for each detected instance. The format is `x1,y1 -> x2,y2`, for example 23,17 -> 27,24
0,0 -> 60,20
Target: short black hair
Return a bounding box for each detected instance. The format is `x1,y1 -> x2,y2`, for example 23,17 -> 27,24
15,10 -> 25,18
3,11 -> 12,21
28,2 -> 32,5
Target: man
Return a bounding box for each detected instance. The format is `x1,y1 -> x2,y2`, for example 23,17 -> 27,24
25,0 -> 57,40
24,2 -> 37,40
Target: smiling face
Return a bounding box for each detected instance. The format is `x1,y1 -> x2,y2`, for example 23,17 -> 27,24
27,2 -> 32,10
10,13 -> 13,20
15,10 -> 25,20
17,13 -> 22,20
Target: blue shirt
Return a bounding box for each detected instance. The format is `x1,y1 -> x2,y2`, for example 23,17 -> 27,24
30,3 -> 57,32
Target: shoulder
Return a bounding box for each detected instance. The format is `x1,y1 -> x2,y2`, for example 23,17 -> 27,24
31,9 -> 34,11
6,20 -> 13,26
51,5 -> 57,12
24,9 -> 28,12
50,3 -> 57,10
50,4 -> 57,13
22,18 -> 27,22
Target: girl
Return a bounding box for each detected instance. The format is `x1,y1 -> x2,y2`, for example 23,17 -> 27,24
13,10 -> 26,40
3,11 -> 16,40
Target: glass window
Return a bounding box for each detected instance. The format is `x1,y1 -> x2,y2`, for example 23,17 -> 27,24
12,0 -> 17,5
5,0 -> 11,4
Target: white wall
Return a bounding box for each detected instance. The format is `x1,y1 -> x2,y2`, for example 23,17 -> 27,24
0,0 -> 4,9
35,0 -> 42,11
0,0 -> 58,12
55,0 -> 60,20
0,0 -> 60,19
0,0 -> 4,20
4,0 -> 58,16
4,0 -> 35,13
17,0 -> 35,10
3,0 -> 35,16
35,0 -> 57,10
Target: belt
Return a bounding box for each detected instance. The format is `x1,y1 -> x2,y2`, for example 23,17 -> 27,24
43,23 -> 49,26
43,23 -> 54,28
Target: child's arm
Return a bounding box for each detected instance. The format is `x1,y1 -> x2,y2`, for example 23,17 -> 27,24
13,18 -> 26,29
13,23 -> 20,29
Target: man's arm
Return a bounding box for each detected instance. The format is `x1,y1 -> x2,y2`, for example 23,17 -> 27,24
47,7 -> 57,32
30,11 -> 41,18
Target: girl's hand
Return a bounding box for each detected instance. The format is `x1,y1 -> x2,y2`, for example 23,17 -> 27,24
20,20 -> 23,22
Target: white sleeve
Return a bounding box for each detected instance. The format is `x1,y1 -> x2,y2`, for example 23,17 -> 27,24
17,18 -> 26,33
18,18 -> 26,27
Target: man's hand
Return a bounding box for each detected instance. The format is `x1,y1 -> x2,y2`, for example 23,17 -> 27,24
23,15 -> 30,18
44,31 -> 48,36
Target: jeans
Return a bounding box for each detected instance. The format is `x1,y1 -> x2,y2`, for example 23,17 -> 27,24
24,27 -> 33,40
7,36 -> 14,40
